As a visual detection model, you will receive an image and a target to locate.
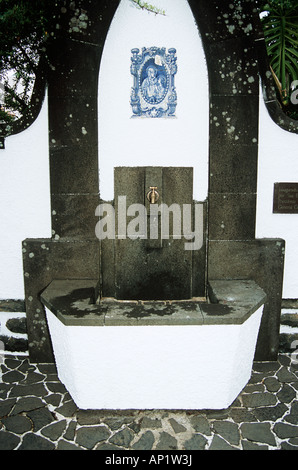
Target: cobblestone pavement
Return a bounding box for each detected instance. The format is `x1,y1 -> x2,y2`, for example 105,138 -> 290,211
0,353 -> 298,451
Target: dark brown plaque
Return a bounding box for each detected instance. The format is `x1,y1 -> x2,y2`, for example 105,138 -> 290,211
273,183 -> 298,214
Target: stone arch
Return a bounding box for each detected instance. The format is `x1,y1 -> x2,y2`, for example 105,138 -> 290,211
23,0 -> 285,362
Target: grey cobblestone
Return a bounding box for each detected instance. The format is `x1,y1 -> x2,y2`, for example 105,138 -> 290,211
0,353 -> 297,450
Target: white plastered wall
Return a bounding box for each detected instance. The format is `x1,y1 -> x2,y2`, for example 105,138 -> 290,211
0,90 -> 51,299
45,305 -> 263,410
256,90 -> 298,298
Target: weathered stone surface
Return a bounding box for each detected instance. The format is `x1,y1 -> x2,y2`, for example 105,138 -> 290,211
63,421 -> 77,441
263,377 -> 281,393
95,442 -> 122,451
2,415 -> 32,434
190,415 -> 212,435
208,239 -> 284,360
2,370 -> 25,384
23,371 -> 46,384
75,426 -> 111,449
0,300 -> 25,312
132,431 -> 155,450
41,278 -> 265,328
27,407 -> 55,432
240,423 -> 276,446
18,433 -> 55,450
229,409 -> 255,424
56,439 -> 81,450
289,437 -> 298,446
208,192 -> 256,240
141,416 -> 162,429
0,336 -> 28,353
277,384 -> 297,404
10,383 -> 48,398
212,421 -> 240,446
284,401 -> 298,425
243,383 -> 265,393
241,392 -> 277,408
37,363 -> 57,374
253,361 -> 280,373
242,440 -> 268,450
113,167 -> 205,300
23,238 -> 100,362
76,410 -> 103,426
0,353 -> 298,450
209,435 -> 238,450
109,428 -> 135,448
169,418 -> 187,434
11,397 -> 46,415
155,431 -> 178,450
6,317 -> 27,334
47,395 -> 62,413
0,398 -> 17,418
280,441 -> 298,450
0,430 -> 20,450
16,0 -> 121,361
46,382 -> 67,394
184,434 -> 207,450
3,357 -> 23,370
276,366 -> 298,383
41,420 -> 67,441
55,399 -> 77,418
274,422 -> 298,439
252,403 -> 288,422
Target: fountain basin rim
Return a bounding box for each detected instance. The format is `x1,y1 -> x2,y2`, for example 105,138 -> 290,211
40,279 -> 267,327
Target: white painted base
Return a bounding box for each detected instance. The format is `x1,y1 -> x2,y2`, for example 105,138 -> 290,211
45,306 -> 263,410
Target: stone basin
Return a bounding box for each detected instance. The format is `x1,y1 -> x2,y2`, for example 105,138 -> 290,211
41,279 -> 266,410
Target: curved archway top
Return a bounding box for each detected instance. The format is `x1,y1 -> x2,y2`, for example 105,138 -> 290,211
187,0 -> 297,134
0,0 -> 121,149
1,0 -> 296,151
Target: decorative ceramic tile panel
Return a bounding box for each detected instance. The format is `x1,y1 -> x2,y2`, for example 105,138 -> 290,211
130,47 -> 177,118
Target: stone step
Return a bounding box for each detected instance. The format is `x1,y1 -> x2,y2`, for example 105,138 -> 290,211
0,301 -> 28,355
279,302 -> 298,353
280,311 -> 298,328
282,299 -> 298,309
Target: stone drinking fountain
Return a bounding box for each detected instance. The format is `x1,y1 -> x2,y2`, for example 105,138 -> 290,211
22,0 -> 285,410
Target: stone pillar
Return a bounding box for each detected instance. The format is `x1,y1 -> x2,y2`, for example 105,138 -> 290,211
47,0 -> 119,238
188,0 -> 285,360
23,0 -> 120,362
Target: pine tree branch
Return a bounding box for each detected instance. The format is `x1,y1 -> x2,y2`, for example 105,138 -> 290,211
130,0 -> 166,16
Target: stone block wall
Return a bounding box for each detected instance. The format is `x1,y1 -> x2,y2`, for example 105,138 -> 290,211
0,301 -> 28,355
279,300 -> 298,354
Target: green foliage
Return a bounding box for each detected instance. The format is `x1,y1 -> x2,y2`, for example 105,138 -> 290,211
1,0 -> 296,124
0,107 -> 14,123
0,0 -> 50,123
130,0 -> 165,16
260,0 -> 298,118
0,0 -> 165,124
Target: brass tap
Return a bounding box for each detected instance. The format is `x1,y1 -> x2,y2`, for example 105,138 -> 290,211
147,186 -> 159,204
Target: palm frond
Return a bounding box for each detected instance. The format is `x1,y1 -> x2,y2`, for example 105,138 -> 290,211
260,0 -> 298,112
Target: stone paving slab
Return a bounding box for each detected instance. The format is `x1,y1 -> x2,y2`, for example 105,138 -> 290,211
0,354 -> 297,450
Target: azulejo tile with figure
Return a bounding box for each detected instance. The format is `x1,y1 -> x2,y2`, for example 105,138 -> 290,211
130,46 -> 177,118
